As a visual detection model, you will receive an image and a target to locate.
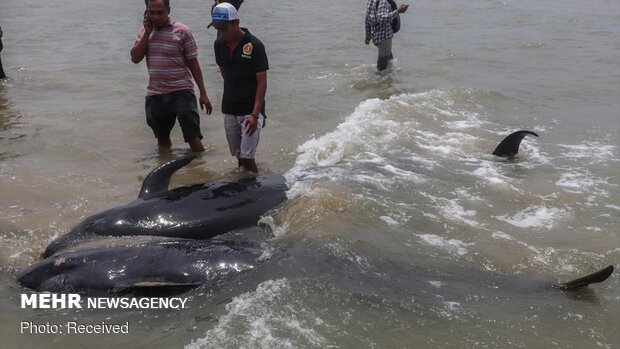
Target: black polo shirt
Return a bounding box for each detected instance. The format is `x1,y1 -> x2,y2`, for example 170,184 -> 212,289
214,28 -> 268,116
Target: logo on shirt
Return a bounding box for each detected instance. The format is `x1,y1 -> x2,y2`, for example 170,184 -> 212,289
242,43 -> 253,58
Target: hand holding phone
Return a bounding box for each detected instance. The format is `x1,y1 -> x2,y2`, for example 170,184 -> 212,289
143,10 -> 153,33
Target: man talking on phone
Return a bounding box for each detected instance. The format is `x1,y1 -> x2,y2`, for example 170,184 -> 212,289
364,0 -> 409,72
131,0 -> 213,152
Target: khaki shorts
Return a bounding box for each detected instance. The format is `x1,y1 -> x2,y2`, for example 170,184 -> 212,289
224,113 -> 264,159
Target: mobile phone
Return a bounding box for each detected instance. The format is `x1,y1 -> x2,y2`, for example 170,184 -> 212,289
143,10 -> 152,26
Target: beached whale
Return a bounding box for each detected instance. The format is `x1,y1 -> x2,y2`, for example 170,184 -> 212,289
43,156 -> 287,257
21,239 -> 266,293
19,237 -> 613,294
493,130 -> 539,157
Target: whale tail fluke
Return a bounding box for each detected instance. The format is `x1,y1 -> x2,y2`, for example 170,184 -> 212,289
138,155 -> 197,200
492,130 -> 539,157
553,265 -> 614,290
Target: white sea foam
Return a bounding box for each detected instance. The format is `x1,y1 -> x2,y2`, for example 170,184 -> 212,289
186,279 -> 329,349
351,173 -> 393,191
522,141 -> 550,166
455,189 -> 484,202
444,301 -> 462,311
436,199 -> 480,228
555,170 -> 609,195
380,216 -> 399,226
288,98 -> 384,171
408,153 -> 439,169
429,281 -> 444,288
417,234 -> 473,256
559,143 -> 616,162
491,231 -> 514,241
380,164 -> 425,183
471,160 -> 507,185
496,205 -> 569,229
325,241 -> 371,269
491,231 -> 540,254
415,131 -> 478,158
286,91 -> 484,190
445,110 -> 484,129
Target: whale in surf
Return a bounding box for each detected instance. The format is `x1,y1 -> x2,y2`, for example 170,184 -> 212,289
19,150 -> 612,295
20,239 -> 268,294
19,239 -> 613,294
43,156 -> 287,257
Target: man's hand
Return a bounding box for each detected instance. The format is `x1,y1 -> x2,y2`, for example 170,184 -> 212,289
398,4 -> 409,13
143,11 -> 153,34
199,94 -> 212,115
244,114 -> 259,136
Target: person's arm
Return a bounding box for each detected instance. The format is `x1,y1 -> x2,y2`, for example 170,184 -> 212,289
187,58 -> 212,114
365,1 -> 373,44
130,13 -> 152,63
251,71 -> 267,118
244,71 -> 267,136
376,0 -> 400,24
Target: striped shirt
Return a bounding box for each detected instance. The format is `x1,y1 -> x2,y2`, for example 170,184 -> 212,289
365,0 -> 399,45
134,19 -> 198,96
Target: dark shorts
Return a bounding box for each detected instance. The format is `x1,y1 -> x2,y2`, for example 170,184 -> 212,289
145,89 -> 202,142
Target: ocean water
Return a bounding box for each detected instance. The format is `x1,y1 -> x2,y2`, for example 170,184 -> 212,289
0,0 -> 618,348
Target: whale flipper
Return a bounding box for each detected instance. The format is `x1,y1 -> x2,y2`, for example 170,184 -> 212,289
492,130 -> 539,157
138,155 -> 197,199
552,265 -> 614,290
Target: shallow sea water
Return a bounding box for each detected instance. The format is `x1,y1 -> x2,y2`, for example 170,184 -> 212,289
0,0 -> 618,348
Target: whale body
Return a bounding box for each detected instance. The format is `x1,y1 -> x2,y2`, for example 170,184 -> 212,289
20,238 -> 613,294
43,156 -> 287,257
20,239 -> 265,293
22,152 -> 613,295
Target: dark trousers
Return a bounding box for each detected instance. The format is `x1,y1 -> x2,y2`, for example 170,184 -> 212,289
376,38 -> 393,71
0,40 -> 5,79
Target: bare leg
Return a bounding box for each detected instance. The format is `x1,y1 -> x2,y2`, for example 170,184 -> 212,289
238,158 -> 258,173
157,137 -> 172,148
187,137 -> 205,152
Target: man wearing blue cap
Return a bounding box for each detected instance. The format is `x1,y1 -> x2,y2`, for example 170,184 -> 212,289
211,0 -> 243,12
210,3 -> 268,173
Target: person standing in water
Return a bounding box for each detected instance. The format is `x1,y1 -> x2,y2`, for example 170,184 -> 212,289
0,26 -> 6,79
131,0 -> 212,152
365,0 -> 409,71
210,3 -> 268,173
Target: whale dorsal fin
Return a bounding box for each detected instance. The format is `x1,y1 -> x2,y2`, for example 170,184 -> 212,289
492,130 -> 539,157
552,265 -> 614,290
138,155 -> 197,199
